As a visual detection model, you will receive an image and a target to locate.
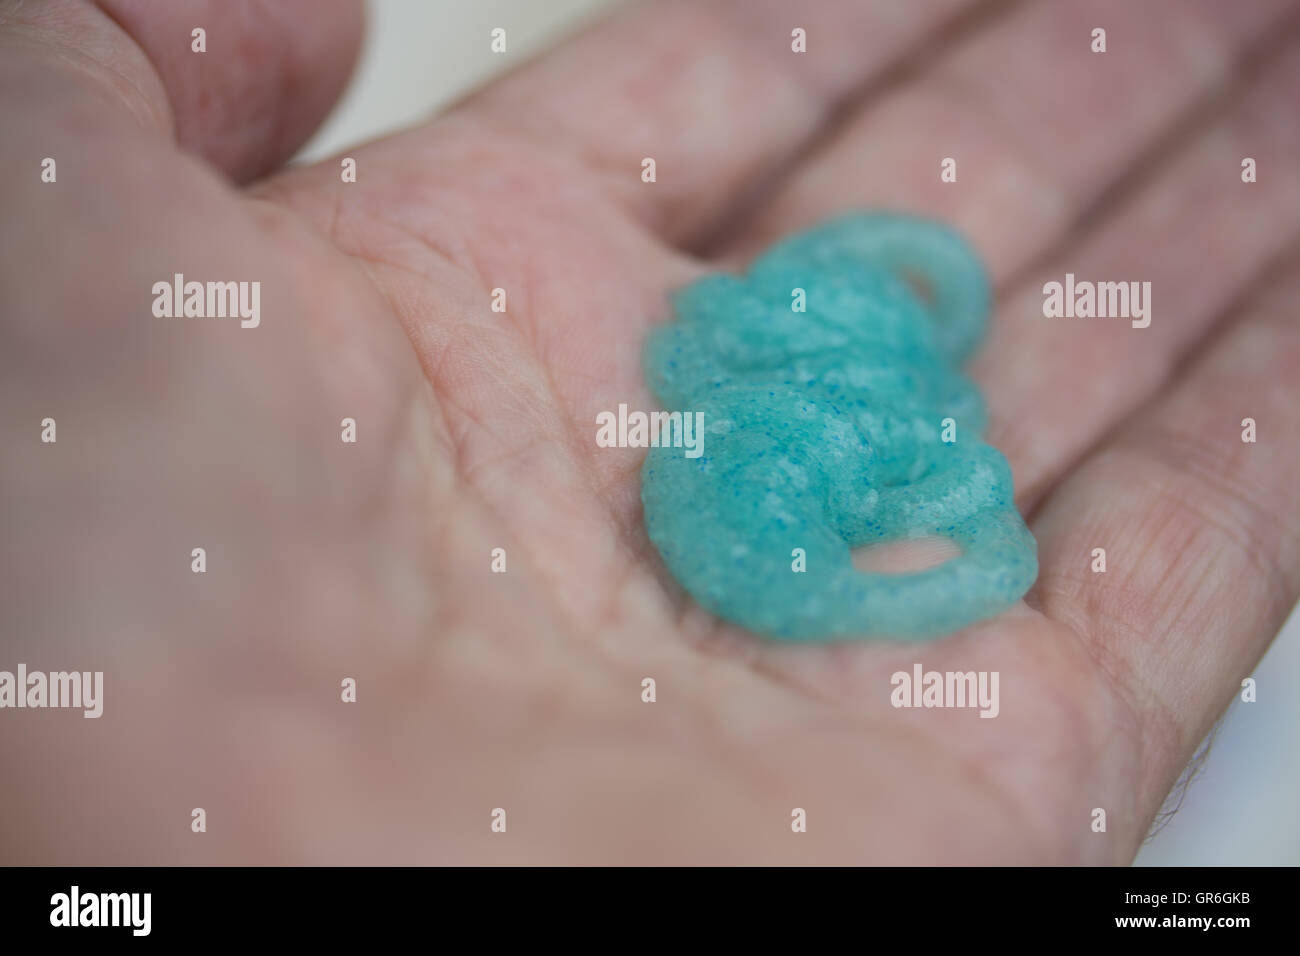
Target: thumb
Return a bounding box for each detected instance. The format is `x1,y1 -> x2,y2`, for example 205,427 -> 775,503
1,0 -> 363,182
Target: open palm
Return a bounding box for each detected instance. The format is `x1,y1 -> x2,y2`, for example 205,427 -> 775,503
2,0 -> 1298,864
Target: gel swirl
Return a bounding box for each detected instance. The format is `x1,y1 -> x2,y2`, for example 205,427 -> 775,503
641,213 -> 1037,641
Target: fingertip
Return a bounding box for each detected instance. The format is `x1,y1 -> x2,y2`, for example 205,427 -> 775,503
96,0 -> 365,182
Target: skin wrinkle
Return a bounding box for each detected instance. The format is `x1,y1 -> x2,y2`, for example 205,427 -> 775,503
280,132 -> 665,630
457,432 -> 569,503
496,248 -> 611,536
746,642 -> 1067,861
1023,538 -> 1165,754
65,1 -> 172,131
270,114 -> 672,658
1118,426 -> 1297,607
420,335 -> 631,638
1057,636 -> 1157,859
325,176 -> 345,256
1144,425 -> 1282,555
508,302 -> 663,616
366,205 -> 495,297
435,483 -> 581,666
1038,560 -> 1192,815
362,383 -> 447,640
325,238 -> 520,480
0,14 -> 170,134
90,0 -> 201,123
753,612 -> 1140,861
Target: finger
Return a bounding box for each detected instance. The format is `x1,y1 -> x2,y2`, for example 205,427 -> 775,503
97,0 -> 363,182
710,0 -> 1295,277
0,0 -> 362,182
453,0 -> 985,245
1029,251 -> 1300,823
974,41 -> 1300,507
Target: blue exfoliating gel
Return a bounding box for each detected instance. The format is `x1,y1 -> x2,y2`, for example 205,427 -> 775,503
641,212 -> 1037,641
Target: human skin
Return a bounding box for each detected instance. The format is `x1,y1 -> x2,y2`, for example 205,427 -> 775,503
0,0 -> 1298,864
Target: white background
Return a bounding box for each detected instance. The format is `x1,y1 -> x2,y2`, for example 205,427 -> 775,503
296,0 -> 1300,866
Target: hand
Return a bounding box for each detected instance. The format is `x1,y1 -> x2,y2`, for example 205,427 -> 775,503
2,0 -> 1297,864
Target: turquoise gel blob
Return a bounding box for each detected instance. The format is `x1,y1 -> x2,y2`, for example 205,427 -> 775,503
641,212 -> 1037,641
